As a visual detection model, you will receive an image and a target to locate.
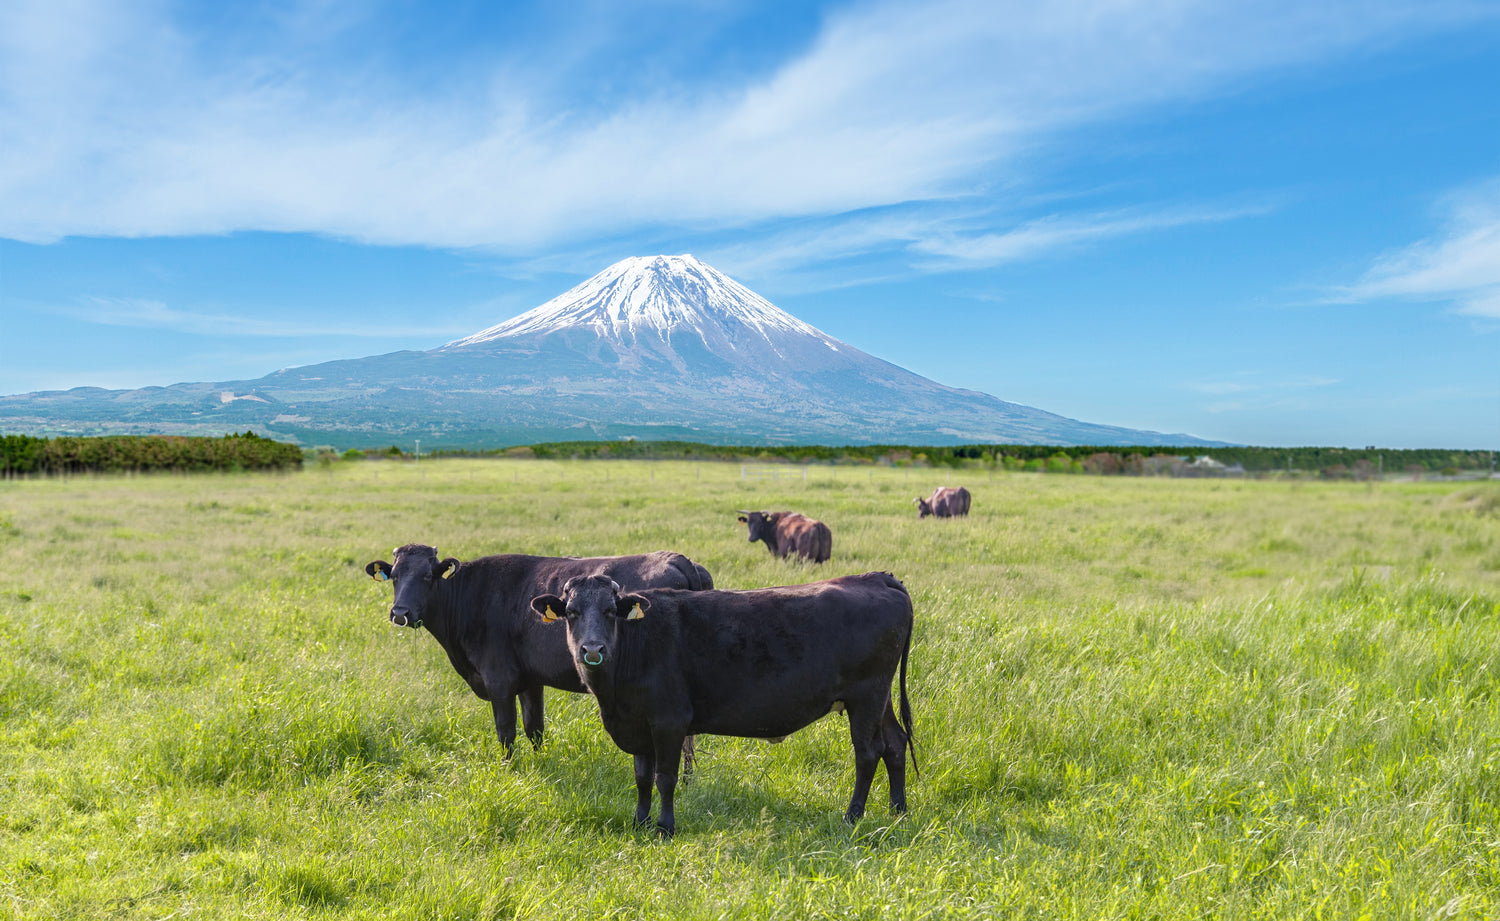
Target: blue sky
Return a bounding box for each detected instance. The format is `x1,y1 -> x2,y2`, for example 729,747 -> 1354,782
2,0 -> 1498,449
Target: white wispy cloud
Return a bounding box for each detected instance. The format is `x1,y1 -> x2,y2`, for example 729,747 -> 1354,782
1189,374 -> 1341,413
1344,178 -> 1500,318
1,0 -> 1492,251
61,296 -> 472,339
910,204 -> 1275,268
1190,375 -> 1340,395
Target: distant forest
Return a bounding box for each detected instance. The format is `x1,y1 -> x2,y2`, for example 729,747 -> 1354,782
2,433 -> 1493,478
0,432 -> 304,475
441,440 -> 1496,479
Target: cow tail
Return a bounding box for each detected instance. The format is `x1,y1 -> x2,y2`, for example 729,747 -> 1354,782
899,619 -> 919,780
692,562 -> 714,590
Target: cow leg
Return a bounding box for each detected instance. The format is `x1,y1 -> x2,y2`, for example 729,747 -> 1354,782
653,731 -> 686,838
519,685 -> 545,750
843,704 -> 884,823
681,735 -> 696,779
879,702 -> 909,815
491,694 -> 520,759
633,754 -> 655,828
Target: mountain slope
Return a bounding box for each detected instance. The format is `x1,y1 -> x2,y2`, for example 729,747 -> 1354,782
0,255 -> 1221,448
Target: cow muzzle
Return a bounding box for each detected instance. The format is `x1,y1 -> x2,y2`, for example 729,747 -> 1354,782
580,644 -> 606,668
390,610 -> 423,629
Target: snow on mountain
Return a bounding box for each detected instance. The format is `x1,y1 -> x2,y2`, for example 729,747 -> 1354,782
444,255 -> 841,362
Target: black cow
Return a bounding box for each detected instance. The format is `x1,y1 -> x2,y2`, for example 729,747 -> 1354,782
365,544 -> 714,758
530,572 -> 916,837
915,486 -> 971,518
736,510 -> 833,563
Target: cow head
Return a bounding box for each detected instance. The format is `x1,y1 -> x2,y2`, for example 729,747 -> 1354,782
530,575 -> 649,673
737,510 -> 771,543
914,497 -> 933,518
365,543 -> 459,628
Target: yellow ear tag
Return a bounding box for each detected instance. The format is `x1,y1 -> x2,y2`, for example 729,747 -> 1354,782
373,571 -> 390,582
626,608 -> 645,621
541,603 -> 563,623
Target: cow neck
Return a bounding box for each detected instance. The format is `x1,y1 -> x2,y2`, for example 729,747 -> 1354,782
417,576 -> 475,671
582,659 -> 618,716
763,516 -> 783,556
582,621 -> 645,718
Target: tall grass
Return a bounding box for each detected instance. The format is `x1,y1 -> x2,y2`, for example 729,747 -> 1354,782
1,460 -> 1497,918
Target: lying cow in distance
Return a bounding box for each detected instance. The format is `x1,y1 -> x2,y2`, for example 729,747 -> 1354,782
530,572 -> 916,837
365,544 -> 713,759
737,510 -> 832,563
915,486 -> 971,518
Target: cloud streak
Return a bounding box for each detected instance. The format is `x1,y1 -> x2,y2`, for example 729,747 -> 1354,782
2,0 -> 1494,253
910,204 -> 1275,268
1188,374 -> 1342,414
1344,178 -> 1500,318
59,296 -> 472,339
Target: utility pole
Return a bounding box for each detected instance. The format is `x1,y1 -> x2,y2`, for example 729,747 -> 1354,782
415,439 -> 420,463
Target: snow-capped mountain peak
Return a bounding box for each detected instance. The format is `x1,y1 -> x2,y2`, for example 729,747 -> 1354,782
444,255 -> 841,357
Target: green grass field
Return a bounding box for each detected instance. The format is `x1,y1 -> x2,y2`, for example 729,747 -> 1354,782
2,459 -> 1498,919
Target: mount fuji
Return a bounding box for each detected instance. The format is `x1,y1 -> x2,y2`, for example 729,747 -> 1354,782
0,255 -> 1218,448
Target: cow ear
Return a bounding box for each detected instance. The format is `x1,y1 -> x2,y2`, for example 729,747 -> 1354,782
737,515 -> 748,524
438,558 -> 460,580
366,560 -> 393,582
530,594 -> 566,623
617,594 -> 651,621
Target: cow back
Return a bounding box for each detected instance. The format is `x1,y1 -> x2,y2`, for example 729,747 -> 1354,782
928,486 -> 971,517
775,513 -> 833,563
431,550 -> 713,696
605,572 -> 911,741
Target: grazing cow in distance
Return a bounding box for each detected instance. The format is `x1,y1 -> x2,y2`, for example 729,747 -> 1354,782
530,572 -> 916,837
736,510 -> 832,563
915,486 -> 971,519
365,544 -> 713,760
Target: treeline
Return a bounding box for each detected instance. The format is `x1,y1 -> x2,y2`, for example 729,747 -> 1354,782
440,440 -> 1495,476
0,432 -> 304,475
6,433 -> 1489,478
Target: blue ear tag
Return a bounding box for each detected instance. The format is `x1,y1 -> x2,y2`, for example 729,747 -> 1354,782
374,570 -> 391,582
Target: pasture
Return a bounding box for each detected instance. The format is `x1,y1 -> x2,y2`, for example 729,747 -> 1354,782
1,459 -> 1497,919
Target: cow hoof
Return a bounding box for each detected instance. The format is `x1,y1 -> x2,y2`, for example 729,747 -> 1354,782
844,807 -> 865,825
655,823 -> 675,840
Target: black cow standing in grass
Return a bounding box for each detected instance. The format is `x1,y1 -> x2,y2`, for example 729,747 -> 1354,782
736,510 -> 833,563
365,544 -> 714,760
915,486 -> 971,519
530,572 -> 916,837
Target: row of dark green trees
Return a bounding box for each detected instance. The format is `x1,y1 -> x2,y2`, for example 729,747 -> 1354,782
474,440 -> 1494,477
2,433 -> 1491,478
0,432 -> 304,475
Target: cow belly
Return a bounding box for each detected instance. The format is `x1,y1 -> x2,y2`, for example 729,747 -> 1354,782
697,712 -> 827,740
601,722 -> 660,758
690,694 -> 850,739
